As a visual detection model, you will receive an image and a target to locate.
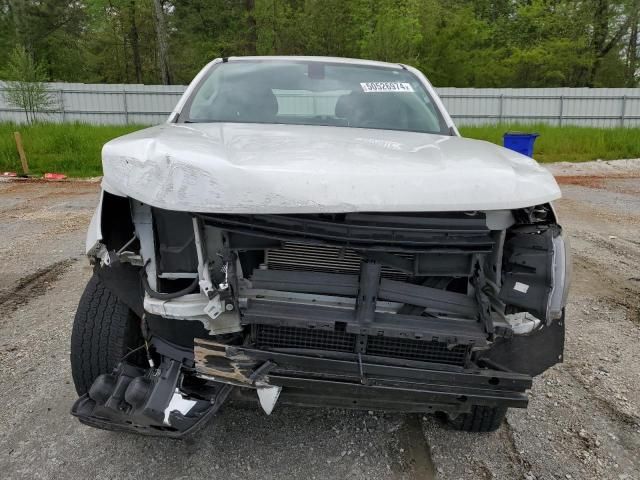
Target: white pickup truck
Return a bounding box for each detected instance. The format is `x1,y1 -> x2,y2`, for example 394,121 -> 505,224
70,56 -> 570,437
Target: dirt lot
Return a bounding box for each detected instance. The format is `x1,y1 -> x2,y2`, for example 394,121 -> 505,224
0,161 -> 639,480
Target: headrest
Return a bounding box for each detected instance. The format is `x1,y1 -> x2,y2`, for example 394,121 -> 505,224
213,84 -> 278,122
250,87 -> 278,117
335,92 -> 365,118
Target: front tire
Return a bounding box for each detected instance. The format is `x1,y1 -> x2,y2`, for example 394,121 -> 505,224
448,405 -> 507,432
70,274 -> 143,395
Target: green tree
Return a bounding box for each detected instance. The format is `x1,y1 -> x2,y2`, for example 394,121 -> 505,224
0,0 -> 638,87
359,0 -> 423,64
83,0 -> 159,84
497,0 -> 593,86
1,45 -> 58,123
169,0 -> 253,83
417,1 -> 499,87
5,0 -> 89,81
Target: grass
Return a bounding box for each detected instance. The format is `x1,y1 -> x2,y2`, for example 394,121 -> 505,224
1,122 -> 639,177
0,122 -> 143,177
460,123 -> 640,163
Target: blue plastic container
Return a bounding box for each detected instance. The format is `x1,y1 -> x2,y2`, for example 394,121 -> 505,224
503,132 -> 539,158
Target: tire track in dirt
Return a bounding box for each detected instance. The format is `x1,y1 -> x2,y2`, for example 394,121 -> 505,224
0,258 -> 78,318
563,364 -> 640,427
395,414 -> 436,480
572,254 -> 640,326
501,418 -> 531,479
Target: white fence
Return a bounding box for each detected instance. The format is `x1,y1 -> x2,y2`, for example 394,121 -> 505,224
437,87 -> 640,127
0,82 -> 639,127
0,82 -> 185,125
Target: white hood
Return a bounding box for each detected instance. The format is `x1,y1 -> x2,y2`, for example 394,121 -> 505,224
101,123 -> 560,213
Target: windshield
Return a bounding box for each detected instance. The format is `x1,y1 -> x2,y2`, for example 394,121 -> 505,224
181,60 -> 449,135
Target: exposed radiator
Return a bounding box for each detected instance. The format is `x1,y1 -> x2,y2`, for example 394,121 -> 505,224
266,242 -> 412,280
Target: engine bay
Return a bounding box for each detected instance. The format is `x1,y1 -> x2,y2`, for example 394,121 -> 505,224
73,192 -> 569,436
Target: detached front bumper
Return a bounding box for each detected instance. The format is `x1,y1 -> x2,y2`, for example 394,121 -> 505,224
194,341 -> 532,414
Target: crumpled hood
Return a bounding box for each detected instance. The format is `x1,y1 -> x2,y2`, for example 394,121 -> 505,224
101,123 -> 561,213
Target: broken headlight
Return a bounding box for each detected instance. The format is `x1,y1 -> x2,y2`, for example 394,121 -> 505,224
547,230 -> 571,321
500,224 -> 571,324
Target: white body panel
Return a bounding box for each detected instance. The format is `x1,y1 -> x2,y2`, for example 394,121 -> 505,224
85,190 -> 103,254
101,122 -> 560,214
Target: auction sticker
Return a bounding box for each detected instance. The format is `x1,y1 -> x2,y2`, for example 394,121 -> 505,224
360,82 -> 414,93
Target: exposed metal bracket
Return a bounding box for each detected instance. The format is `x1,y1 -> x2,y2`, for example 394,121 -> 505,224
238,287 -> 402,313
472,260 -> 495,334
192,217 -> 215,299
194,340 -> 276,387
144,294 -> 242,335
95,243 -> 112,266
203,295 -> 224,319
355,261 -> 382,326
132,202 -> 157,290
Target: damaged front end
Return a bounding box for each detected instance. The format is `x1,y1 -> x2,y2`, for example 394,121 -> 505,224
73,191 -> 570,436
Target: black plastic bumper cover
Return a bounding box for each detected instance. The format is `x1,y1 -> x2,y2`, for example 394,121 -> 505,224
71,360 -> 232,438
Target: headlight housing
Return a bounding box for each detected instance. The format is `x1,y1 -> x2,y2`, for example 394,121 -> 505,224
547,230 -> 571,321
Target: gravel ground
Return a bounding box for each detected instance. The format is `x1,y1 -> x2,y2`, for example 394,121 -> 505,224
1,161 -> 639,480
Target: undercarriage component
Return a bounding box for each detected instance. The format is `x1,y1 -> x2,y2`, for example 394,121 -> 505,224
72,356 -> 232,438
193,341 -> 532,414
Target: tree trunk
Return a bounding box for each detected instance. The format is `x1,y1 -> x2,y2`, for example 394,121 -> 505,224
153,0 -> 172,84
588,0 -> 610,87
128,0 -> 143,83
627,4 -> 639,87
9,0 -> 28,49
245,0 -> 257,55
272,0 -> 278,52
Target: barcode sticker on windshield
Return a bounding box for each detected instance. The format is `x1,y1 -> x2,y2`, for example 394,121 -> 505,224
360,82 -> 414,93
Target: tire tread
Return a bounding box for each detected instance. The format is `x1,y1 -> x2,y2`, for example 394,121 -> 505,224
449,405 -> 507,432
70,275 -> 140,395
